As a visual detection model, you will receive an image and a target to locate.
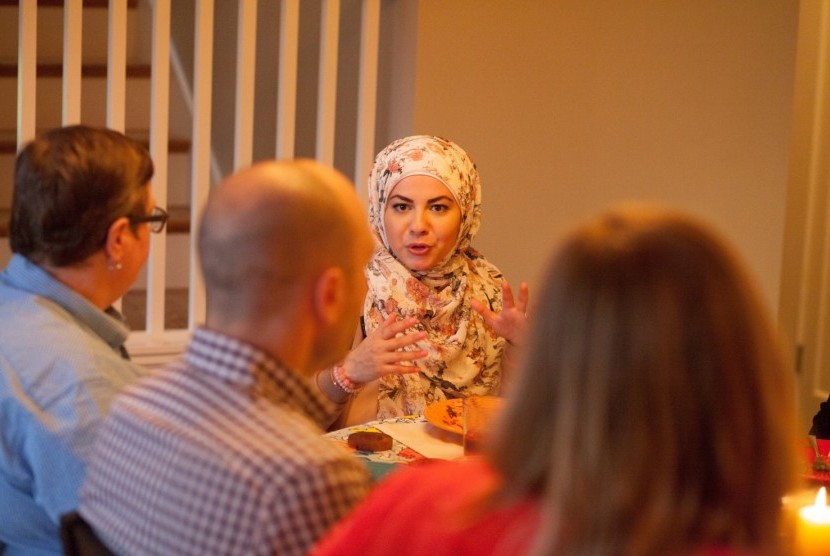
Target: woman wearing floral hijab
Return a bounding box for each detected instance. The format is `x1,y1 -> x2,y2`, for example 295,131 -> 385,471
316,135 -> 527,425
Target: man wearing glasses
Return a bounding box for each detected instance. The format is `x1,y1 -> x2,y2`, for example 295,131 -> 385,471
0,125 -> 161,555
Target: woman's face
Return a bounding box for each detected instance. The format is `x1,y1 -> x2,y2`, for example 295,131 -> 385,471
118,187 -> 154,294
383,175 -> 462,271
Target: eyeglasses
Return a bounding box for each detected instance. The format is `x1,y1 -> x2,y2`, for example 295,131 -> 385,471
130,206 -> 169,233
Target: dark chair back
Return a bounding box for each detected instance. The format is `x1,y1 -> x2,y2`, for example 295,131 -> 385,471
59,511 -> 115,556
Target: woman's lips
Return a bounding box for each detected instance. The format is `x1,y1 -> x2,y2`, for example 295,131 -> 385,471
407,244 -> 430,255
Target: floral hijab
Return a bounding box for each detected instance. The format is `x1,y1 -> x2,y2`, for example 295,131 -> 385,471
364,135 -> 505,418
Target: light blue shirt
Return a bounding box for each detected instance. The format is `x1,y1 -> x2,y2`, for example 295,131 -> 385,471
0,254 -> 145,555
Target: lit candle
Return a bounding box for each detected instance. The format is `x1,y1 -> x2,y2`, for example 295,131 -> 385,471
796,487 -> 830,555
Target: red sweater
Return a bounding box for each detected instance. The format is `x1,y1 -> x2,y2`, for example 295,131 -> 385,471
313,457 -> 768,556
312,457 -> 538,556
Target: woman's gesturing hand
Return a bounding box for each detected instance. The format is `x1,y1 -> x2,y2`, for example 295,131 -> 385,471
471,281 -> 529,347
343,314 -> 427,384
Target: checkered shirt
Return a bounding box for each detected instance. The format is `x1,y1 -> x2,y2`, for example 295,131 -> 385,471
79,327 -> 371,556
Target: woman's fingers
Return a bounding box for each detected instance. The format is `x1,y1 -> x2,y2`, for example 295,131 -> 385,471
470,298 -> 494,321
501,281 -> 516,308
516,282 -> 529,313
500,280 -> 529,313
391,364 -> 422,375
379,315 -> 419,339
377,316 -> 425,350
387,331 -> 426,351
388,347 -> 427,362
351,315 -> 428,379
377,361 -> 423,377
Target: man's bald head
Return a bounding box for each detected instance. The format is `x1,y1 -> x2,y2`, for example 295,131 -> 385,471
198,159 -> 369,324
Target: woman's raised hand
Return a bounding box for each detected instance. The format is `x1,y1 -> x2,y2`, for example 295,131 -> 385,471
343,314 -> 427,384
471,280 -> 529,346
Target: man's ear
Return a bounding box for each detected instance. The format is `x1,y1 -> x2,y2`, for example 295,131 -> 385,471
104,217 -> 131,263
312,266 -> 346,325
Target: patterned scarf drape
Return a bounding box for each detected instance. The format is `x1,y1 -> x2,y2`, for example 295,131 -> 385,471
364,135 -> 505,418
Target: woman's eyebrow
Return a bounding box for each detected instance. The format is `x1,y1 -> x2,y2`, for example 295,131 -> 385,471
387,194 -> 455,204
427,196 -> 455,204
387,194 -> 413,203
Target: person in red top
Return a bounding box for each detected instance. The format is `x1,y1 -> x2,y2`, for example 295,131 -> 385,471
314,204 -> 800,556
315,457 -> 537,555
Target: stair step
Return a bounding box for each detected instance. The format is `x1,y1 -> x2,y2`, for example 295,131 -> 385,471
0,74 -> 158,131
0,1 -> 138,7
0,129 -> 191,154
122,287 -> 189,331
0,204 -> 192,238
165,206 -> 192,234
0,62 -> 150,78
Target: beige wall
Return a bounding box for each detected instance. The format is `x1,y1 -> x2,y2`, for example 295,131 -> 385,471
392,0 -> 798,312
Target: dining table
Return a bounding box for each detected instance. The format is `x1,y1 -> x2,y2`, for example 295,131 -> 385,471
325,412 -> 466,482
330,419 -> 830,485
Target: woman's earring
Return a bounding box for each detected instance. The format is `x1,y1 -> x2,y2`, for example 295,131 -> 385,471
107,259 -> 123,271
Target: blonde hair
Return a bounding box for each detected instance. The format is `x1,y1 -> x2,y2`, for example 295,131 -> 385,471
488,205 -> 799,555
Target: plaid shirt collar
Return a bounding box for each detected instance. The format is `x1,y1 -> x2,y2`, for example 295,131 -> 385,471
185,326 -> 331,428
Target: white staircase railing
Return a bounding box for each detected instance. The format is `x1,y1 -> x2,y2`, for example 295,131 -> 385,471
12,0 -> 382,367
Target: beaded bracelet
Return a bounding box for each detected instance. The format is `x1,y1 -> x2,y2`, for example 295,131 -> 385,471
331,363 -> 363,395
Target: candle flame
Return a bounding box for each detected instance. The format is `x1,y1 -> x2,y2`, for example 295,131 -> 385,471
815,487 -> 827,509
